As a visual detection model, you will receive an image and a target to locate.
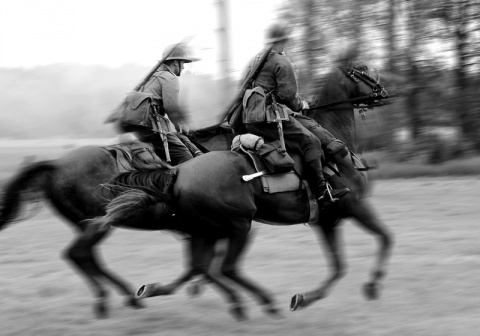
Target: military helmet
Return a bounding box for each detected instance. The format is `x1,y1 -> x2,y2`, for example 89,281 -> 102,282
264,22 -> 291,44
163,44 -> 193,63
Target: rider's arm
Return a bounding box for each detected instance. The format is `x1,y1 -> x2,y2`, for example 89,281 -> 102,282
274,56 -> 304,112
162,76 -> 188,130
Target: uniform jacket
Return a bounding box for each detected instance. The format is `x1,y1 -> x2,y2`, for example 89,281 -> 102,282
244,50 -> 304,112
141,64 -> 187,130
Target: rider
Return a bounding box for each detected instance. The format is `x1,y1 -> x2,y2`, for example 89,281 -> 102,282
124,44 -> 202,165
240,22 -> 350,207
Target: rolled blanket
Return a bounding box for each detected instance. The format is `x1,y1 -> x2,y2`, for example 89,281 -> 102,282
231,134 -> 265,151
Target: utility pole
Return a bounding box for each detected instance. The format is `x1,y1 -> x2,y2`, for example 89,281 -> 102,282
216,0 -> 232,80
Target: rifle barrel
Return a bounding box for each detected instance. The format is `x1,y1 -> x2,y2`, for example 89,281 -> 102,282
225,45 -> 273,122
133,35 -> 194,92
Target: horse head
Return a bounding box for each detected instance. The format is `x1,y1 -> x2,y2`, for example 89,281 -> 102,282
307,61 -> 392,150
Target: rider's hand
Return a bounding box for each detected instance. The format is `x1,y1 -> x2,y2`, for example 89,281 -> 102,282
301,100 -> 309,110
178,123 -> 190,135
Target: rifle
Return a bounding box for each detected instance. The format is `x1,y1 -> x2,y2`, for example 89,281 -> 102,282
149,110 -> 171,162
225,45 -> 273,125
132,35 -> 194,92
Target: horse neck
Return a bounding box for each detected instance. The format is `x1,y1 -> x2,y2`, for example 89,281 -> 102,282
189,125 -> 233,152
308,67 -> 360,151
309,108 -> 357,152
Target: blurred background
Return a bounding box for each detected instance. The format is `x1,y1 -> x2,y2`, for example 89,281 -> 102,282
1,2 -> 479,334
0,0 -> 479,172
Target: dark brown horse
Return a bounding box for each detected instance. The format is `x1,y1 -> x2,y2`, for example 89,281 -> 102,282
88,62 -> 395,316
0,60 -> 394,319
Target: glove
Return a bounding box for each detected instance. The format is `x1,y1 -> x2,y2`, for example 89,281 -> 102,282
178,123 -> 190,135
301,101 -> 309,110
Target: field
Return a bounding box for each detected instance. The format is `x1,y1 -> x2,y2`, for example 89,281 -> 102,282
0,144 -> 479,335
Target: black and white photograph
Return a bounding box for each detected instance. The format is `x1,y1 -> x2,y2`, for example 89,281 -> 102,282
0,0 -> 479,335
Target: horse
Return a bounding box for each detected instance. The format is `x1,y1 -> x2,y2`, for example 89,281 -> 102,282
88,61 -> 395,316
0,60 -> 394,319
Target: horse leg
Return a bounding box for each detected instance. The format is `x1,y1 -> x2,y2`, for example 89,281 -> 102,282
290,217 -> 346,311
137,235 -> 248,321
219,229 -> 281,318
186,239 -> 227,297
195,238 -> 251,321
350,200 -> 393,300
64,224 -> 142,318
138,236 -> 213,297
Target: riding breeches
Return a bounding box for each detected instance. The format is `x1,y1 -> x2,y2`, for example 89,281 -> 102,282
294,114 -> 348,162
244,116 -> 323,163
131,127 -> 194,165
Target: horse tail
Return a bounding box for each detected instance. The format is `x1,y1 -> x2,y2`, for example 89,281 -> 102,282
89,167 -> 177,228
88,189 -> 158,229
0,161 -> 56,230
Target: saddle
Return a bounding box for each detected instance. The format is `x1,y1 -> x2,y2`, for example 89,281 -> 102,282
233,134 -> 370,224
102,140 -> 165,172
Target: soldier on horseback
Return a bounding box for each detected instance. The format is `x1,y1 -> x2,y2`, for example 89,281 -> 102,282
139,44 -> 203,164
239,22 -> 350,207
111,44 -> 203,165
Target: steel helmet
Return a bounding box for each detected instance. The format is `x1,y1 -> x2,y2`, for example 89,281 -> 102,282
162,44 -> 193,63
264,22 -> 291,44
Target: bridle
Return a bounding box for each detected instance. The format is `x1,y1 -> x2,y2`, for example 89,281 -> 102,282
309,66 -> 391,110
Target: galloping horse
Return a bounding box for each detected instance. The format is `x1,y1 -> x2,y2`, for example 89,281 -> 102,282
0,60 -> 393,319
89,61 -> 394,316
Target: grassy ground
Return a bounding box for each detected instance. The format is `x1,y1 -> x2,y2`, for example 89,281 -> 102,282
0,178 -> 479,336
0,143 -> 479,335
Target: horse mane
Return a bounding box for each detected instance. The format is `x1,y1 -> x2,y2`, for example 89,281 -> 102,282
103,167 -> 177,204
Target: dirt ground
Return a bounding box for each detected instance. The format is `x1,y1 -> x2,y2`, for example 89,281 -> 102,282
0,178 -> 479,336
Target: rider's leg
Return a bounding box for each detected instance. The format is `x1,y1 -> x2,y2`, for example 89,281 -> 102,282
294,114 -> 348,163
245,117 -> 350,204
305,158 -> 350,206
160,133 -> 194,164
135,128 -> 193,165
274,117 -> 350,205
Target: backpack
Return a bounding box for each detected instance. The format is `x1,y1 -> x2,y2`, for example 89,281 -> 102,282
105,91 -> 153,127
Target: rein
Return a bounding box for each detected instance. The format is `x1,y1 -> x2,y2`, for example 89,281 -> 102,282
309,67 -> 391,110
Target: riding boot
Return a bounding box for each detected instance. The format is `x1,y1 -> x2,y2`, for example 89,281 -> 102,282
306,159 -> 350,208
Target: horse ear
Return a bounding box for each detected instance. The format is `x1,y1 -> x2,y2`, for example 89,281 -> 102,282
333,43 -> 360,67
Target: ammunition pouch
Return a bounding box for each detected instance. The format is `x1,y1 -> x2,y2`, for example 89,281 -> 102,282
256,140 -> 294,173
243,86 -> 267,124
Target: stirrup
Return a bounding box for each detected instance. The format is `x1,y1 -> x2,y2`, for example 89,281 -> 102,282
318,182 -> 350,204
324,183 -> 338,202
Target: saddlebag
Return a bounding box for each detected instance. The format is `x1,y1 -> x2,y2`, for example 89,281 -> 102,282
256,140 -> 294,173
105,91 -> 153,127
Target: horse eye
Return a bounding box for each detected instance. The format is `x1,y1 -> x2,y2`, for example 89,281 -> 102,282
362,65 -> 368,71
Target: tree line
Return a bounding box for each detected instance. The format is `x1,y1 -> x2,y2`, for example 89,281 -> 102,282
279,0 -> 479,160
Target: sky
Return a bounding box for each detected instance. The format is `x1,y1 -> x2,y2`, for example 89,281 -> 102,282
0,0 -> 285,77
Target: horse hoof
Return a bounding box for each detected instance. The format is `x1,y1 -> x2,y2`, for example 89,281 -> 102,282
137,283 -> 167,298
290,294 -> 304,311
363,283 -> 379,300
230,305 -> 248,321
